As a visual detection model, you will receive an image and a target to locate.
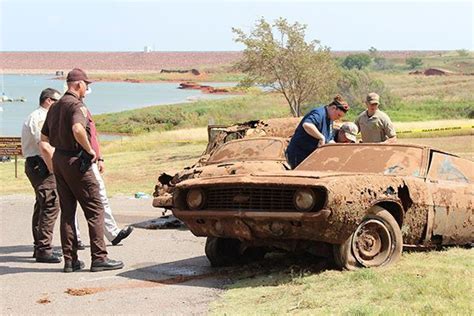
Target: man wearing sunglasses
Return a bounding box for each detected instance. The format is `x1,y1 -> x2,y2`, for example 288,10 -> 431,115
41,68 -> 123,272
286,95 -> 350,168
21,88 -> 62,263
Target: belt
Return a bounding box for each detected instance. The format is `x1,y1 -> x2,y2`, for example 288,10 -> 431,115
26,155 -> 42,162
55,148 -> 81,157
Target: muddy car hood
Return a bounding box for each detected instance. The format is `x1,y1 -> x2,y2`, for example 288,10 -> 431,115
175,170 -> 398,188
197,160 -> 288,178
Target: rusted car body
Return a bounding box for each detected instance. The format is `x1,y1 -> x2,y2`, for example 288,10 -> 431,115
172,143 -> 473,269
152,118 -> 300,209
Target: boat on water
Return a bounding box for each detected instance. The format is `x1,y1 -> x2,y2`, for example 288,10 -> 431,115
0,93 -> 26,103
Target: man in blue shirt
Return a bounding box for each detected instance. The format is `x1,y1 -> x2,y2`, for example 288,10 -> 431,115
286,95 -> 350,168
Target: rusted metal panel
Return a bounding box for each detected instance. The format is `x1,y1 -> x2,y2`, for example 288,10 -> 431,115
298,144 -> 425,177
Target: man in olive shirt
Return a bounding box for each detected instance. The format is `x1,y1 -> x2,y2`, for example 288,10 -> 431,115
355,93 -> 397,143
41,68 -> 123,273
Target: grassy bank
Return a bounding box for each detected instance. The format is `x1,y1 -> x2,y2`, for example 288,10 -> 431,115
90,71 -> 245,83
94,93 -> 290,134
210,248 -> 473,315
95,91 -> 473,135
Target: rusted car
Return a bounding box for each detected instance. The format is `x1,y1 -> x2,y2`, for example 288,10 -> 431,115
172,143 -> 473,269
152,118 -> 300,209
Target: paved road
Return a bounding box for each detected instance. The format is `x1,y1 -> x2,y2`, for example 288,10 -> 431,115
0,195 -> 227,315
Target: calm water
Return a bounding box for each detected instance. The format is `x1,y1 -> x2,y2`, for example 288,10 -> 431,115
0,74 -> 233,136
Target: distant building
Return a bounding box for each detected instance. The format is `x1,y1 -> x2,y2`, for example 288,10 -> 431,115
144,46 -> 153,53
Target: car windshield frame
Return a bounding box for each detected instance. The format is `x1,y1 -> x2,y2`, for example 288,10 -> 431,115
207,138 -> 287,164
296,143 -> 425,177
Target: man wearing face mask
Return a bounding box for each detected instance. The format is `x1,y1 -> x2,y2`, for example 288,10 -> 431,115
41,68 -> 123,273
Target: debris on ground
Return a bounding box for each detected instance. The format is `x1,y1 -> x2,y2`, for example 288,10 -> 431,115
132,215 -> 185,230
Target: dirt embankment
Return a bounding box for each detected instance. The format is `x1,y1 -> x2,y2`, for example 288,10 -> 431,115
0,51 -> 243,74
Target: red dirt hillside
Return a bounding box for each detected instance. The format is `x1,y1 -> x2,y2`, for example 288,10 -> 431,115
0,51 -> 242,73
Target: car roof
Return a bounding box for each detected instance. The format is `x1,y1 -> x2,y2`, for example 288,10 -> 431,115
318,143 -> 460,158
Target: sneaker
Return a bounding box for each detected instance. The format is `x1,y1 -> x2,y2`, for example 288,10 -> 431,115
111,226 -> 134,246
77,240 -> 86,250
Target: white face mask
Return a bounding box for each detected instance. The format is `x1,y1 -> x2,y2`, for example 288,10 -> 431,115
85,86 -> 92,95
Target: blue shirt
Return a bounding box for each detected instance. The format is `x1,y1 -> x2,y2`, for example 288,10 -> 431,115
286,106 -> 333,168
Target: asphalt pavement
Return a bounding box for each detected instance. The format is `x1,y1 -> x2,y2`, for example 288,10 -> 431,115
0,194 -> 227,315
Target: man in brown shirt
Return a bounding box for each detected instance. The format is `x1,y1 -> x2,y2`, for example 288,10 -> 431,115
355,93 -> 397,143
41,68 -> 123,273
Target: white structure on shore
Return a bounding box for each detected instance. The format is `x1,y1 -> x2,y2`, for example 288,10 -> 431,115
144,46 -> 153,53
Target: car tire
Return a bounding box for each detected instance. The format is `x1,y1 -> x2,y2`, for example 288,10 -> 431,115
205,237 -> 242,267
333,206 -> 403,270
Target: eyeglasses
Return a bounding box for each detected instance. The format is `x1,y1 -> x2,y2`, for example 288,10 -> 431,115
49,97 -> 58,102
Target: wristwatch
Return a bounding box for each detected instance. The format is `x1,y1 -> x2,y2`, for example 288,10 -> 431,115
97,158 -> 104,162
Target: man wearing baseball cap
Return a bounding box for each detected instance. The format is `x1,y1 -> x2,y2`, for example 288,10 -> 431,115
333,122 -> 359,143
40,68 -> 123,272
355,92 -> 397,143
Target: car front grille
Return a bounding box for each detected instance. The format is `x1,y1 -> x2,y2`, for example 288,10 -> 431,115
204,186 -> 296,211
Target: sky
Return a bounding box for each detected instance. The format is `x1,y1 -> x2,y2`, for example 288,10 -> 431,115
0,0 -> 472,52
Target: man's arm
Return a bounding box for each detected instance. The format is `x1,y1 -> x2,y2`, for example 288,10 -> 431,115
72,123 -> 96,161
303,122 -> 326,145
382,115 -> 397,143
39,134 -> 55,172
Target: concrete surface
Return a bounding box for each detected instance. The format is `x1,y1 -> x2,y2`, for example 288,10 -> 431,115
0,194 -> 227,315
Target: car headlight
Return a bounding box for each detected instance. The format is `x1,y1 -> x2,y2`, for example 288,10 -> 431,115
293,188 -> 316,211
186,188 -> 205,210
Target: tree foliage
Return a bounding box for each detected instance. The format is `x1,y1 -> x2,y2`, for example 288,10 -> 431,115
341,54 -> 372,70
336,69 -> 397,113
232,17 -> 339,117
405,57 -> 423,69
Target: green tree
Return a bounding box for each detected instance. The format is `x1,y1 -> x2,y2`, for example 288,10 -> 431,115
337,69 -> 397,113
233,17 -> 339,117
342,54 -> 372,70
405,57 -> 423,69
368,46 -> 378,58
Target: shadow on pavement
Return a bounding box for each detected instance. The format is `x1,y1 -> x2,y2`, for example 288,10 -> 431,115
117,252 -> 333,289
0,244 -> 64,275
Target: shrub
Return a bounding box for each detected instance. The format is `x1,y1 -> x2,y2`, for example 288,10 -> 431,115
342,54 -> 372,70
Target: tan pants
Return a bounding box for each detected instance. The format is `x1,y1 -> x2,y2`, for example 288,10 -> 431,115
52,151 -> 108,262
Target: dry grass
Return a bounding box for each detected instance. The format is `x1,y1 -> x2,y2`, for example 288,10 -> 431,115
211,248 -> 474,315
374,73 -> 474,102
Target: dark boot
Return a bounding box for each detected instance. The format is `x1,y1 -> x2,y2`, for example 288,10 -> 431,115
90,258 -> 124,272
64,259 -> 85,273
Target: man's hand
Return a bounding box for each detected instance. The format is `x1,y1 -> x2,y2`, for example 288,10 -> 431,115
88,149 -> 97,162
318,135 -> 326,146
98,160 -> 105,173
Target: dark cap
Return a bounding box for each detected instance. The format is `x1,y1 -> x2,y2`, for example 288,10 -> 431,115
66,68 -> 92,84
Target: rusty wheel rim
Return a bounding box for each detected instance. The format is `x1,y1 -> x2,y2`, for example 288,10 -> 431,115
351,219 -> 393,267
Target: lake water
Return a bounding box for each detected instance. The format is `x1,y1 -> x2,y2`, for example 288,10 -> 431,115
0,74 -> 233,136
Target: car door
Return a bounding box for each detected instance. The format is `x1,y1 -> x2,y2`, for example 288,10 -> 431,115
426,151 -> 474,245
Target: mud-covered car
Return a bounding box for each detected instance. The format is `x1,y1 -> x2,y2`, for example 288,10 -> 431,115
172,143 -> 473,269
152,118 -> 300,209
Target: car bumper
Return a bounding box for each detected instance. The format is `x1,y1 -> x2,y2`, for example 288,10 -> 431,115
173,209 -> 343,243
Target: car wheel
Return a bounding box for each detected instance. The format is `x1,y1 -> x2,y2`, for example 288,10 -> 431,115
205,237 -> 242,267
333,206 -> 403,270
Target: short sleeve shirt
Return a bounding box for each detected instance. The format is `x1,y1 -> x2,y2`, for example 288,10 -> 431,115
355,109 -> 396,143
41,91 -> 88,151
286,106 -> 333,167
21,106 -> 48,158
